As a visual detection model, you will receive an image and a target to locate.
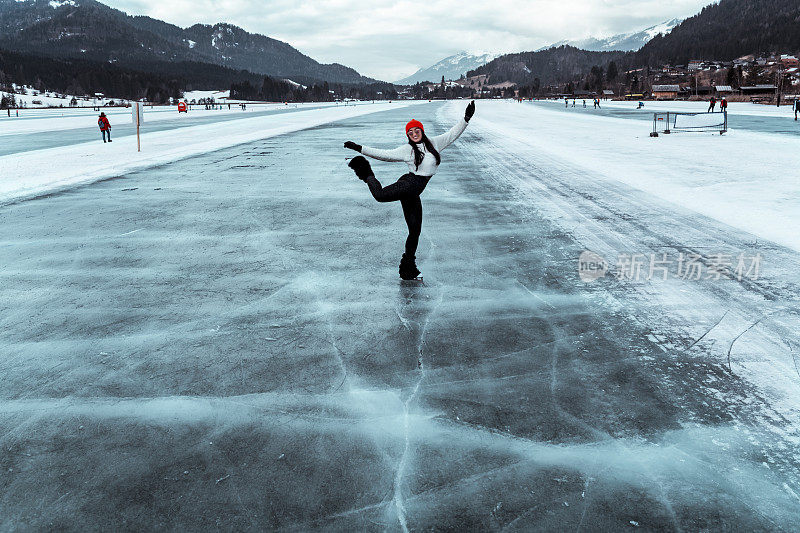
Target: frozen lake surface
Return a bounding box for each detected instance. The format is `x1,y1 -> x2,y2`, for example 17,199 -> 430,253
2,101 -> 800,530
541,98 -> 800,137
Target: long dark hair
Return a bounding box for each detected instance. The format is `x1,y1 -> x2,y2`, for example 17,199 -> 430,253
408,133 -> 440,170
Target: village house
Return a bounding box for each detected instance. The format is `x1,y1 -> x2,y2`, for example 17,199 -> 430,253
652,84 -> 680,99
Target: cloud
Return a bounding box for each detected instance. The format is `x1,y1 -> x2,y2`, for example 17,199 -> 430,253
104,0 -> 714,81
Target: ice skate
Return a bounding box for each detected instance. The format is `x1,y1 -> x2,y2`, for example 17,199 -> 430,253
348,156 -> 373,180
399,253 -> 421,281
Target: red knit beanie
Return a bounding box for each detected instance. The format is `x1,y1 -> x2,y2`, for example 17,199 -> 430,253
405,119 -> 424,134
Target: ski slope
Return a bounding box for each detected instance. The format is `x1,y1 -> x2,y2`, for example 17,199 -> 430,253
1,99 -> 799,530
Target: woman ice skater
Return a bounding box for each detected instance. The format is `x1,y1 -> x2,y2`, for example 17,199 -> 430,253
344,101 -> 475,280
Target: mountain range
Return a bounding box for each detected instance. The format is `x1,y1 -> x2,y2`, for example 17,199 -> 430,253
471,0 -> 800,91
539,19 -> 682,52
395,51 -> 499,85
0,0 -> 374,85
398,19 -> 681,86
2,0 -> 798,101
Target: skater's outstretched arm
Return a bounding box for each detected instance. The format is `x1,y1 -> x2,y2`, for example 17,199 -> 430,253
430,101 -> 474,151
345,140 -> 411,163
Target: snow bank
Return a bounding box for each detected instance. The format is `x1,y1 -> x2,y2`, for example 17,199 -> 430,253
0,101 -> 421,204
462,100 -> 800,252
0,102 -> 342,136
181,90 -> 230,102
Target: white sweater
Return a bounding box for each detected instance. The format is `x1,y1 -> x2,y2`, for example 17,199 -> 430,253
360,118 -> 469,177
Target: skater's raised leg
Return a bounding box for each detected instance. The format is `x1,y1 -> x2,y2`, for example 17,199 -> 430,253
363,175 -> 411,202
349,157 -> 422,203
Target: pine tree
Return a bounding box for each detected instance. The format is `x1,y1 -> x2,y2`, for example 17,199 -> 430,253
607,62 -> 618,83
725,68 -> 736,88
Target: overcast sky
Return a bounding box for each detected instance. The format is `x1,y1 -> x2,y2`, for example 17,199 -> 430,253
106,0 -> 714,82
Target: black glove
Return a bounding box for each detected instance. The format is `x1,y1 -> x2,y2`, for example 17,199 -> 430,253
464,100 -> 475,122
344,141 -> 362,152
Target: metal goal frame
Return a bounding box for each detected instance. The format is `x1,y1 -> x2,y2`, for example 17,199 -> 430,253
651,111 -> 727,137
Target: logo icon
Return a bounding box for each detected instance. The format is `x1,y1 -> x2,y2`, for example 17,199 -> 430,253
578,251 -> 608,282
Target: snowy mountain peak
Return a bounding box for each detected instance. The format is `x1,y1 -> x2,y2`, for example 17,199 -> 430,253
395,51 -> 500,85
640,18 -> 682,41
539,18 -> 682,52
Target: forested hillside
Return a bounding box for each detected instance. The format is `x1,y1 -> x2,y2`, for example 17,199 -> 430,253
636,0 -> 800,66
0,48 -> 262,102
467,46 -> 624,87
0,48 -> 397,104
0,0 -> 375,84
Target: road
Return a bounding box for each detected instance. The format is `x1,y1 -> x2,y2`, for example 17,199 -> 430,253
1,102 -> 799,531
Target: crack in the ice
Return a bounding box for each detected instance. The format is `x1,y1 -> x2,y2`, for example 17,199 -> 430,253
548,326 -> 609,442
686,309 -> 729,350
727,318 -> 764,371
392,233 -> 444,533
500,502 -> 546,531
393,288 -> 443,532
574,469 -> 603,533
516,278 -> 556,310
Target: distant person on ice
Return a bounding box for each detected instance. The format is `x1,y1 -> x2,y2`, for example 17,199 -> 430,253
720,97 -> 728,113
795,99 -> 799,121
344,101 -> 475,280
98,112 -> 112,143
708,97 -> 716,113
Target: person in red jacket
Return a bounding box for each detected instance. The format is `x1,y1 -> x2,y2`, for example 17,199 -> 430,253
98,112 -> 112,143
720,97 -> 728,113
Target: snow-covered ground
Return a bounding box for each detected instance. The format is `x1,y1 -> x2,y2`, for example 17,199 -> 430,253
1,85 -> 310,112
1,85 -> 126,108
507,99 -> 800,252
2,99 -> 799,530
0,101 -> 336,135
181,89 -> 231,102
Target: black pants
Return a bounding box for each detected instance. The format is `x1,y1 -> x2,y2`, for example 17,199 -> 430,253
101,130 -> 111,142
363,173 -> 430,257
